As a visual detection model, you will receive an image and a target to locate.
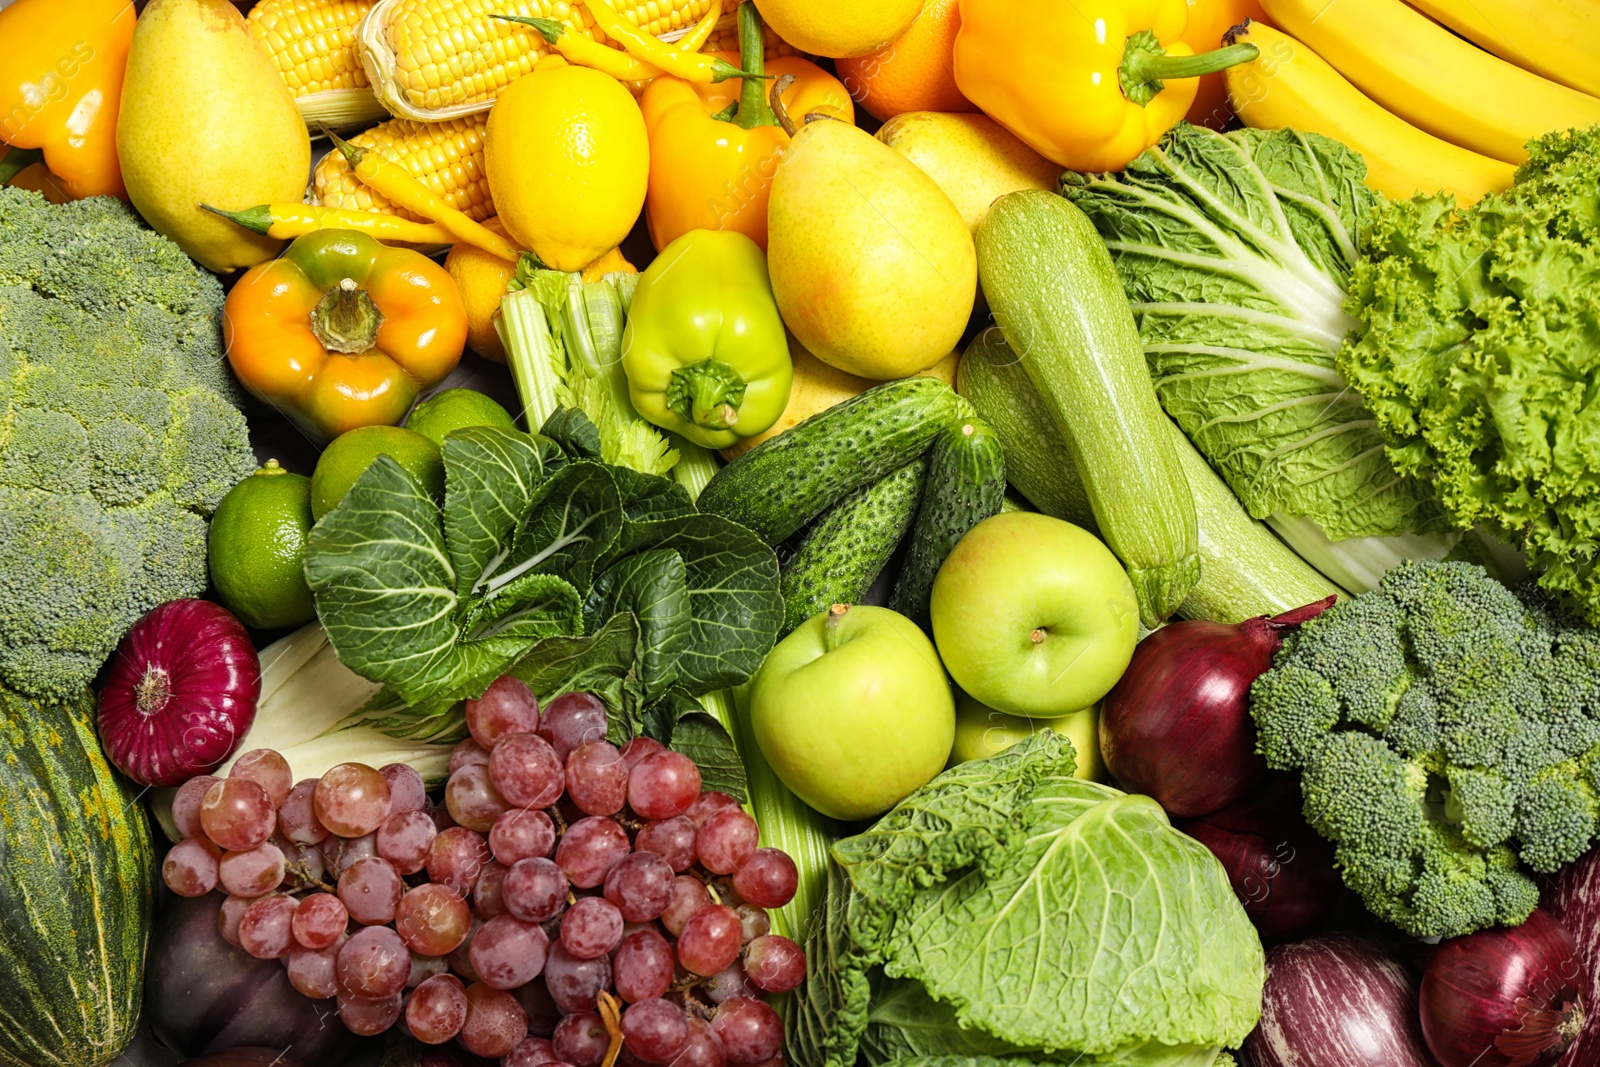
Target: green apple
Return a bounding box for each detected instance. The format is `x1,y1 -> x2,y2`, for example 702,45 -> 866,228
930,511 -> 1138,716
749,604 -> 954,821
950,689 -> 1105,781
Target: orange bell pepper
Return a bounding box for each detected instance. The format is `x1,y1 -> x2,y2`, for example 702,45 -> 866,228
224,230 -> 468,443
1182,0 -> 1271,130
0,0 -> 133,199
641,2 -> 852,252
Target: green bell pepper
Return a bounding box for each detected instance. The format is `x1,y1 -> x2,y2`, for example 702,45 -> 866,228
621,230 -> 793,450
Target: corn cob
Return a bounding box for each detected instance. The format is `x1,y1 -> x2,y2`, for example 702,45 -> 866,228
248,0 -> 390,128
313,115 -> 494,223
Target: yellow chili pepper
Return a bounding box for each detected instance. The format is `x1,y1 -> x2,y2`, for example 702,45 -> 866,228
325,128 -> 520,262
495,15 -> 662,80
581,0 -> 756,84
202,202 -> 457,244
673,0 -> 723,52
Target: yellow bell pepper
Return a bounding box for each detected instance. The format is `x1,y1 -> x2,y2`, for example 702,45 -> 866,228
952,0 -> 1259,172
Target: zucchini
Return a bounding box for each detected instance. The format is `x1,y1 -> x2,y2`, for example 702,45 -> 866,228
0,687 -> 154,1067
888,417 -> 1006,630
976,190 -> 1201,628
698,377 -> 965,545
780,457 -> 927,633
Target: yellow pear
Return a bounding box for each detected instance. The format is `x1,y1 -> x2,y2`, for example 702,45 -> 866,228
752,0 -> 922,58
876,112 -> 1063,235
117,0 -> 309,272
767,119 -> 976,380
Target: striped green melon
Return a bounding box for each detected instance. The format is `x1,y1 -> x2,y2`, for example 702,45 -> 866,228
0,686 -> 154,1067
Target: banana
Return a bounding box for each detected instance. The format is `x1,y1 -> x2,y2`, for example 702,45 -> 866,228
1260,0 -> 1600,163
1224,21 -> 1515,205
1408,0 -> 1600,99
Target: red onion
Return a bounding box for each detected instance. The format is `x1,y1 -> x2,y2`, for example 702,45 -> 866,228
1099,596 -> 1335,817
1243,931 -> 1436,1067
98,599 -> 260,787
1544,847 -> 1600,1066
1420,908 -> 1587,1067
1176,772 -> 1343,940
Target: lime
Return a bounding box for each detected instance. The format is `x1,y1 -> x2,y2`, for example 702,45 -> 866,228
405,388 -> 516,449
208,460 -> 317,630
311,425 -> 445,521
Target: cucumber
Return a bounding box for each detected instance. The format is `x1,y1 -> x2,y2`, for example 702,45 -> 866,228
888,417 -> 1006,630
977,190 -> 1201,628
698,377 -> 966,545
780,457 -> 927,633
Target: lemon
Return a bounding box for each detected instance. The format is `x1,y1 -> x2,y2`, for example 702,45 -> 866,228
406,388 -> 516,449
444,216 -> 519,363
752,0 -> 923,59
311,425 -> 444,521
208,460 -> 317,630
485,63 -> 649,271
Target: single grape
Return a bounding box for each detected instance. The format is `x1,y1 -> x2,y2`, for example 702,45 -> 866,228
406,972 -> 468,1044
467,675 -> 541,749
162,837 -> 220,897
614,928 -> 675,1003
560,895 -> 624,959
628,751 -> 701,821
710,997 -> 781,1066
200,777 -> 276,851
171,774 -> 219,840
566,740 -> 629,816
733,904 -> 769,945
490,807 -> 556,866
503,856 -> 569,923
470,913 -> 551,990
218,842 -> 286,898
516,979 -> 562,1039
604,851 -> 674,922
286,944 -> 340,999
427,826 -> 490,897
660,876 -> 712,938
217,893 -> 252,946
623,998 -> 690,1065
315,763 -> 392,838
730,849 -> 797,910
277,777 -> 329,846
379,762 -> 428,813
684,791 -> 740,828
702,964 -> 756,1006
450,736 -> 492,773
670,1016 -> 727,1067
635,815 -> 696,873
621,736 -> 665,771
322,830 -> 378,878
336,924 -> 410,999
538,692 -> 609,763
291,892 -> 349,950
446,762 -> 512,832
338,856 -> 403,925
695,810 -> 758,875
742,935 -> 804,993
337,989 -> 402,1036
230,749 -> 292,808
275,833 -> 328,891
238,895 -> 298,960
553,1010 -> 610,1067
474,859 -> 508,918
489,732 -> 566,809
677,905 -> 742,976
505,1036 -> 559,1067
447,915 -> 484,983
554,816 -> 631,888
407,950 -> 448,989
427,799 -> 457,833
376,808 -> 437,875
460,981 -> 530,1057
393,882 -> 472,956
542,940 -> 612,1014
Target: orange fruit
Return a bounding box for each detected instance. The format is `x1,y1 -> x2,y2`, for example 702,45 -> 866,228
834,0 -> 977,122
445,216 -> 519,364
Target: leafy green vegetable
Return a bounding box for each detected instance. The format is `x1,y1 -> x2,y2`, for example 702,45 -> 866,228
1339,127 -> 1600,622
304,415 -> 783,749
1060,125 -> 1450,553
790,733 -> 1263,1067
1250,559 -> 1600,938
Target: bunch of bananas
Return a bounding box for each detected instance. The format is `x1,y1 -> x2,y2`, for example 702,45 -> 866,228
1223,0 -> 1600,205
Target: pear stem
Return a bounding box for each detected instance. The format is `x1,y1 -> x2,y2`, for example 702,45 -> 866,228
769,73 -> 799,136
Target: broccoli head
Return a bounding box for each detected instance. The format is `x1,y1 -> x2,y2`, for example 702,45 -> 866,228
0,189 -> 254,701
1251,559 -> 1600,937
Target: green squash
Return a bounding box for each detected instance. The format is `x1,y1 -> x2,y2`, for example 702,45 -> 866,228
0,686 -> 155,1067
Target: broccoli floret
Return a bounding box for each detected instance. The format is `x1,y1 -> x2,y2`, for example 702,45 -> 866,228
0,190 -> 253,701
1252,559 -> 1600,936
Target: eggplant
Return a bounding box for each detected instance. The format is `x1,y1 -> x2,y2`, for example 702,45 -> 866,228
145,894 -> 373,1067
1543,848 -> 1600,1066
1242,932 -> 1436,1067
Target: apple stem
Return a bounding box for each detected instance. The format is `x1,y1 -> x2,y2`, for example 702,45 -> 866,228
1030,628 -> 1047,645
824,603 -> 850,653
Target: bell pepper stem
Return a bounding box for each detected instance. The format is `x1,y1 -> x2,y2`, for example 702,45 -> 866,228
0,146 -> 44,186
1119,29 -> 1258,107
311,278 -> 384,355
666,359 -> 748,431
729,1 -> 777,130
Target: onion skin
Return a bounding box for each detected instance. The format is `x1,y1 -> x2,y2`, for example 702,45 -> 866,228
1099,596 -> 1334,817
1545,848 -> 1600,1067
1243,931 -> 1436,1067
97,599 -> 260,787
1176,772 -> 1344,940
1420,908 -> 1587,1067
